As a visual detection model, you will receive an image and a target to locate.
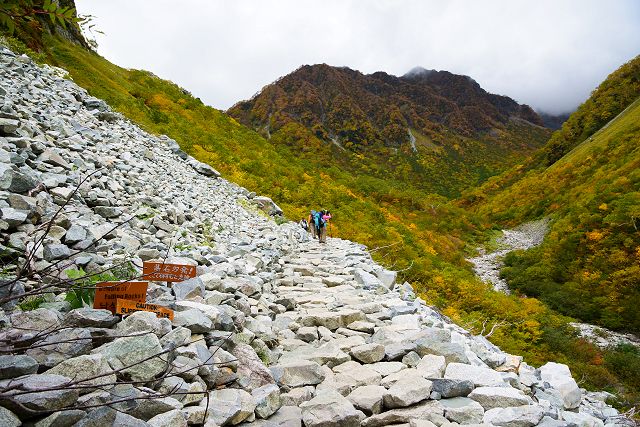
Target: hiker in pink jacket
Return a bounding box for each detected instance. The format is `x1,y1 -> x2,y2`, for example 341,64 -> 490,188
319,210 -> 332,243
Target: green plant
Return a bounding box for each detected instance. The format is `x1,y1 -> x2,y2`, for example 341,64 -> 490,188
0,0 -> 79,34
274,215 -> 288,225
0,35 -> 46,63
64,261 -> 137,309
199,220 -> 215,247
17,295 -> 47,311
174,243 -> 193,251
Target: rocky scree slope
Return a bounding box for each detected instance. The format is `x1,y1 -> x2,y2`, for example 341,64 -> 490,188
0,47 -> 629,426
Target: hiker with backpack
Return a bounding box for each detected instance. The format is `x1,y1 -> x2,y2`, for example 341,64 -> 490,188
308,210 -> 317,239
317,209 -> 329,243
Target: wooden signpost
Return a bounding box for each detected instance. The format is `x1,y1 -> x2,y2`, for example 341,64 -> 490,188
116,298 -> 174,320
142,261 -> 197,282
93,281 -> 148,314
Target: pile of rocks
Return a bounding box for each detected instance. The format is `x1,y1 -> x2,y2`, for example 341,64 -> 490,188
0,46 -> 629,426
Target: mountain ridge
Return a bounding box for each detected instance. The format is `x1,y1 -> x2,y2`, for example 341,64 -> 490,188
229,63 -> 545,150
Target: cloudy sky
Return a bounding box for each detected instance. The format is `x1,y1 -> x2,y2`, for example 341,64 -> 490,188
75,0 -> 640,114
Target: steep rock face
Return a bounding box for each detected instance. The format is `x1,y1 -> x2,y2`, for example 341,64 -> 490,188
229,63 -> 544,150
0,45 -> 628,426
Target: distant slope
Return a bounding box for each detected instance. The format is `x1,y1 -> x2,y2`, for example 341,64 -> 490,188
543,55 -> 640,165
538,111 -> 571,130
467,88 -> 640,334
229,64 -> 551,197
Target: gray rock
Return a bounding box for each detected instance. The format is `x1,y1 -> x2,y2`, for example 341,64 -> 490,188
561,410 -> 604,427
252,383 -> 281,419
34,409 -> 86,427
416,354 -> 446,378
483,405 -> 545,427
173,308 -> 213,333
347,385 -> 386,415
92,333 -> 166,382
38,149 -> 70,169
383,376 -> 432,408
206,388 -> 256,425
276,341 -> 350,368
0,207 -> 28,228
281,386 -> 315,406
75,406 -> 150,427
173,277 -> 205,301
270,360 -> 326,388
0,279 -> 24,311
429,378 -> 475,398
232,343 -> 276,391
43,243 -> 71,261
539,362 -> 581,409
360,400 -> 444,427
65,308 -> 118,328
137,248 -> 161,261
0,163 -> 37,193
0,406 -> 20,427
251,405 -> 302,427
353,269 -> 383,289
469,386 -> 534,409
128,396 -> 184,421
0,117 -> 20,134
1,374 -> 78,415
190,159 -> 220,177
148,409 -> 187,427
48,354 -> 116,394
416,337 -> 469,364
65,225 -> 88,244
402,351 -> 422,368
300,390 -> 363,427
441,397 -> 485,424
296,326 -> 318,343
0,354 -> 38,379
26,327 -> 92,368
444,362 -> 505,387
160,326 -> 191,349
350,343 -> 385,364
117,310 -> 171,336
251,196 -> 283,216
94,206 -> 122,218
375,269 -> 397,288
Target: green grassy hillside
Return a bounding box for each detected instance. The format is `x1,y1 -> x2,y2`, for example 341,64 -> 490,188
471,97 -> 640,334
544,56 -> 640,165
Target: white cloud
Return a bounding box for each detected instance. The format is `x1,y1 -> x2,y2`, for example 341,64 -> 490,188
76,0 -> 640,114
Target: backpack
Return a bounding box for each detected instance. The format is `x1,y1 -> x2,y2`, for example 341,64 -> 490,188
314,211 -> 326,228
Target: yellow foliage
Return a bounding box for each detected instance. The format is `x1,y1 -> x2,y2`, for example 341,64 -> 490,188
598,203 -> 608,211
148,93 -> 173,110
586,230 -> 604,241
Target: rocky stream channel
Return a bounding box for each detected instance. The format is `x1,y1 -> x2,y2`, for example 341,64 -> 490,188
0,46 -> 633,426
467,220 -> 640,351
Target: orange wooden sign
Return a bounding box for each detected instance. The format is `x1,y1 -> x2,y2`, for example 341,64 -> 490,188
143,262 -> 197,282
116,298 -> 174,320
93,281 -> 148,313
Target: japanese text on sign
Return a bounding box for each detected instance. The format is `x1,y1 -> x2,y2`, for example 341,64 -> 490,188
93,281 -> 148,314
143,261 -> 197,282
116,298 -> 174,320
